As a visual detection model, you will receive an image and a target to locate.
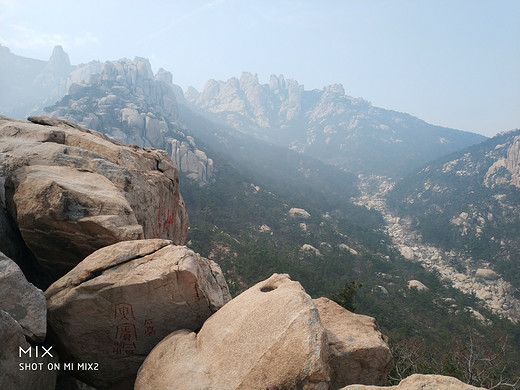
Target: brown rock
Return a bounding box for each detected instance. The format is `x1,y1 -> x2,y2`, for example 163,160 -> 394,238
8,165 -> 143,277
314,298 -> 393,388
45,239 -> 230,390
0,115 -> 188,280
0,252 -> 47,342
135,274 -> 330,390
340,374 -> 486,390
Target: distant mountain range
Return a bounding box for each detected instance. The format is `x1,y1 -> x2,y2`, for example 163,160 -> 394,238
1,45 -> 486,178
182,72 -> 486,176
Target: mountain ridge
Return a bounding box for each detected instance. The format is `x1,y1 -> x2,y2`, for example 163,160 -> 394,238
183,71 -> 487,176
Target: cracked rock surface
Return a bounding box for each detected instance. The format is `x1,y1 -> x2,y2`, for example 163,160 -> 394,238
0,115 -> 188,282
45,239 -> 231,390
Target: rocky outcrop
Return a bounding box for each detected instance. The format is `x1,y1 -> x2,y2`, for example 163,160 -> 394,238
0,116 -> 188,282
484,133 -> 520,189
407,280 -> 429,291
135,274 -> 331,390
505,135 -> 520,187
289,207 -> 311,218
45,239 -> 230,390
136,274 -> 393,390
314,298 -> 393,388
340,374 -> 486,390
0,252 -> 46,342
0,310 -> 58,390
43,57 -> 178,149
170,137 -> 214,183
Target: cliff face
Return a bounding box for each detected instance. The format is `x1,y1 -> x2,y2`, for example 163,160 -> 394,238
484,133 -> 520,189
44,57 -> 178,149
185,72 -> 487,176
42,56 -> 213,184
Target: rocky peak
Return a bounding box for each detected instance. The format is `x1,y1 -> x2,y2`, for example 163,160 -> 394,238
32,45 -> 72,98
43,57 -> 216,185
44,57 -> 179,148
155,67 -> 173,84
323,83 -> 346,99
47,45 -> 71,74
239,71 -> 260,90
269,74 -> 287,92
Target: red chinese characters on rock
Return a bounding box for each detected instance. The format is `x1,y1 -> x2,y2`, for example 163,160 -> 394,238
143,319 -> 156,336
112,303 -> 138,356
111,303 -> 156,355
114,303 -> 135,321
155,206 -> 175,236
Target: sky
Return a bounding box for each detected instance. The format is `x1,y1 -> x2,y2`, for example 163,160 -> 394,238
0,0 -> 519,137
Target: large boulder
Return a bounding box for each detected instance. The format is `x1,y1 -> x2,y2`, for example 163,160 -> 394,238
45,239 -> 230,390
0,115 -> 188,281
314,298 -> 393,388
0,252 -> 47,342
135,274 -> 330,390
0,310 -> 58,390
8,164 -> 143,278
340,374 -> 486,389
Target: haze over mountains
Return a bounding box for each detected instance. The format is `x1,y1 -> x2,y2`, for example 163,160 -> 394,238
1,46 -> 520,384
183,73 -> 486,176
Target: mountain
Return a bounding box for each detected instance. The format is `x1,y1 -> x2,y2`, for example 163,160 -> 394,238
387,130 -> 520,317
0,45 -> 72,118
184,72 -> 487,176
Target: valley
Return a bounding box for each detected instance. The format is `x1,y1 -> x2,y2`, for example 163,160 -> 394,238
355,174 -> 520,322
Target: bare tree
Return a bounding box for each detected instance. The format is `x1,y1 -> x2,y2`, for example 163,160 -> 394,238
388,329 -> 519,389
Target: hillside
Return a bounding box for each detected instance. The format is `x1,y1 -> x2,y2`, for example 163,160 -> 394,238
387,130 -> 520,315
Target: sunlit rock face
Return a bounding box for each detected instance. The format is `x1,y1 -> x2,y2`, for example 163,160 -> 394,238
0,116 -> 188,282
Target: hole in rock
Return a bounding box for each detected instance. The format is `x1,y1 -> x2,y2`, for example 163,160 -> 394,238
260,285 -> 276,293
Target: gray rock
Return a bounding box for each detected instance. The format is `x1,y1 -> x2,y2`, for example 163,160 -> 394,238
0,252 -> 47,342
0,310 -> 57,390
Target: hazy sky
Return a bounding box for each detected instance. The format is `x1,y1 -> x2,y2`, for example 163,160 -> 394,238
1,0 -> 519,137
